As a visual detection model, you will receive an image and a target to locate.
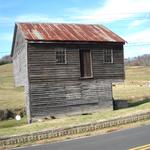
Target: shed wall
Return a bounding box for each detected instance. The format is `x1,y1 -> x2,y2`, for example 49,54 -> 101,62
27,43 -> 124,118
30,80 -> 113,118
28,43 -> 124,81
12,28 -> 27,86
12,28 -> 31,123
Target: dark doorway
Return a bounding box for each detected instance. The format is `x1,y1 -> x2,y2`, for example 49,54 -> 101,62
80,49 -> 93,78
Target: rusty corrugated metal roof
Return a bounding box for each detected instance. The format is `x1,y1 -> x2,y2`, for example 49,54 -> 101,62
17,23 -> 125,43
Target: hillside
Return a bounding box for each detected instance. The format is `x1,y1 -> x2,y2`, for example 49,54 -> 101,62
0,64 -> 150,110
125,66 -> 150,81
113,66 -> 150,100
0,64 -> 24,110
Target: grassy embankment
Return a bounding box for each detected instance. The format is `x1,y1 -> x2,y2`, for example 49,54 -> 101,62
0,64 -> 24,110
113,66 -> 150,101
0,64 -> 150,136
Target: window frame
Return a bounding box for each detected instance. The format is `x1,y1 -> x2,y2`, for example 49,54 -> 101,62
103,49 -> 113,63
55,48 -> 67,64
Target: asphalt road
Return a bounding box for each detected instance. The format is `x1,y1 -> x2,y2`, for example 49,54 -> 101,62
14,125 -> 150,150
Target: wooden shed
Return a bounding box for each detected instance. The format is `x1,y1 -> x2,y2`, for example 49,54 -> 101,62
11,23 -> 125,123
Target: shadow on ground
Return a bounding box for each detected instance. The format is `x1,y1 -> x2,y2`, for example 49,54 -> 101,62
128,98 -> 150,107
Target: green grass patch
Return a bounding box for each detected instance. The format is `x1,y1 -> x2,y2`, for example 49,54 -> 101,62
0,116 -> 27,128
128,98 -> 150,107
0,101 -> 150,136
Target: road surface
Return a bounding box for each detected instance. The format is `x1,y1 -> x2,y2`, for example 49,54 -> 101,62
14,125 -> 150,150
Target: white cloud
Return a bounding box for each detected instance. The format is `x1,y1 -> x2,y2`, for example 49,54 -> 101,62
124,46 -> 150,58
0,14 -> 68,28
70,0 -> 150,23
128,20 -> 147,28
15,14 -> 65,23
124,28 -> 150,58
124,28 -> 150,43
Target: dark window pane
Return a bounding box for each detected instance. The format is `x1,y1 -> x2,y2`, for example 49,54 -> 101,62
56,49 -> 66,64
104,49 -> 113,63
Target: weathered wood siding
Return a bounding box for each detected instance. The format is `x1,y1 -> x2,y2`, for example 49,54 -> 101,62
12,28 -> 27,87
92,47 -> 124,79
29,80 -> 113,118
28,42 -> 124,81
12,28 -> 31,123
27,42 -> 124,119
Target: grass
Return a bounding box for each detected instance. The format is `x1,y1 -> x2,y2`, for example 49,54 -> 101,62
0,117 -> 27,129
0,101 -> 150,137
0,64 -> 150,137
0,64 -> 25,110
113,82 -> 150,101
113,66 -> 150,101
125,66 -> 150,81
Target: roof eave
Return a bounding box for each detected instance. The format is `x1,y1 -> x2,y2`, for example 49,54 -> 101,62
27,39 -> 126,44
10,24 -> 17,57
11,23 -> 27,57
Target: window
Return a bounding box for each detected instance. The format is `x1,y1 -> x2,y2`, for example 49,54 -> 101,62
104,49 -> 113,63
56,49 -> 67,64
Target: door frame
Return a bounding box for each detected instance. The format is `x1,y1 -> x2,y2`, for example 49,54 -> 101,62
79,49 -> 93,79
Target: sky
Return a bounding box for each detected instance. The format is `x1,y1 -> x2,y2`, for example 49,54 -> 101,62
0,0 -> 150,58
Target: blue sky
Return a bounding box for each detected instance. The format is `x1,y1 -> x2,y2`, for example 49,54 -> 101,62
0,0 -> 150,58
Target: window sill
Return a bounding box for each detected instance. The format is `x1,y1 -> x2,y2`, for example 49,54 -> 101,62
80,76 -> 93,80
56,62 -> 68,65
103,62 -> 114,64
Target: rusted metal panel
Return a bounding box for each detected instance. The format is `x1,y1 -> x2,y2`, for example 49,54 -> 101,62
17,23 -> 125,43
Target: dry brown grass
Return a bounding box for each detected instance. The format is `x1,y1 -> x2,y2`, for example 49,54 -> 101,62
0,64 -> 25,110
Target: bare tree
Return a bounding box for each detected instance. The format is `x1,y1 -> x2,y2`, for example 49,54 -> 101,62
0,55 -> 12,65
125,54 -> 150,66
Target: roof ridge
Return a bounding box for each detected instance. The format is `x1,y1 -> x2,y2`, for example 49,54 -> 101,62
16,22 -> 104,26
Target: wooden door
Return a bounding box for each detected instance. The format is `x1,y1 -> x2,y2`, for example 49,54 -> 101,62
80,49 -> 93,78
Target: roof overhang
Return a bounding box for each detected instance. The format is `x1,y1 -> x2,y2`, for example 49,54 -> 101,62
27,40 -> 126,45
10,24 -> 17,57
